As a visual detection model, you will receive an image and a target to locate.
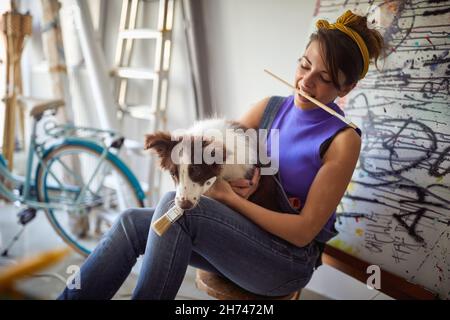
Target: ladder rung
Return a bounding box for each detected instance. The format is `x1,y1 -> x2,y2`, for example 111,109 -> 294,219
119,28 -> 160,39
129,112 -> 156,121
116,68 -> 157,80
121,104 -> 154,111
123,105 -> 157,121
120,103 -> 155,110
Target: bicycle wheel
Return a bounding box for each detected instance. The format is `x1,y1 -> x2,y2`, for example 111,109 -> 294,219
36,142 -> 145,256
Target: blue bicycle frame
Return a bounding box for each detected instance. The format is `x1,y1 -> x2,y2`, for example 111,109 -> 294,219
0,114 -> 145,212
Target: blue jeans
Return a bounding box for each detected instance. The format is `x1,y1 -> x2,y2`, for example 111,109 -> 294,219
58,191 -> 320,300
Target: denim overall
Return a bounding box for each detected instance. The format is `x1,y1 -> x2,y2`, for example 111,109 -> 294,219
258,96 -> 340,268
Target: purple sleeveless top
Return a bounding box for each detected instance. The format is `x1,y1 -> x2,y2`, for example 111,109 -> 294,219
266,95 -> 358,233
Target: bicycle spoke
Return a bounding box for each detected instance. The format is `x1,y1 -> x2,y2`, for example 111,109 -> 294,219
54,157 -> 85,185
38,144 -> 143,256
73,154 -> 108,206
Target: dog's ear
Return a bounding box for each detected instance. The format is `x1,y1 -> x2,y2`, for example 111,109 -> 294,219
144,132 -> 180,169
144,131 -> 175,153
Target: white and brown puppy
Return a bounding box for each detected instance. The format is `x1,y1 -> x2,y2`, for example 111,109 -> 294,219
145,118 -> 262,209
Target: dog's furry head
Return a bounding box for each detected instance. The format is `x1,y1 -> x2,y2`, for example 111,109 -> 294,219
145,131 -> 228,209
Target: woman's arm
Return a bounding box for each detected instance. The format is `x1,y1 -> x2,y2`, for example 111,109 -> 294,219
219,127 -> 361,247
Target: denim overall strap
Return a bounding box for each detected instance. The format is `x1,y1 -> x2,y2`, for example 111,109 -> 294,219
259,96 -> 298,213
259,96 -> 285,130
258,96 -> 299,215
259,96 -> 330,269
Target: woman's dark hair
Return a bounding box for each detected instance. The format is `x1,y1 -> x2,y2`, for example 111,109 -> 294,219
307,14 -> 385,90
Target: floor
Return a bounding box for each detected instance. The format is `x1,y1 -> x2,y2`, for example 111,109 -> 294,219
0,203 -> 393,300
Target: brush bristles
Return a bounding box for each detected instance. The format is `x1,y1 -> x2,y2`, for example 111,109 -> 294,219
151,206 -> 184,236
152,215 -> 173,236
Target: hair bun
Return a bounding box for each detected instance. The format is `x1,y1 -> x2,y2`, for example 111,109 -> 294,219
343,13 -> 385,63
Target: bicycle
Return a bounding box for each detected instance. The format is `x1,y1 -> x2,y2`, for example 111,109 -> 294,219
0,99 -> 146,257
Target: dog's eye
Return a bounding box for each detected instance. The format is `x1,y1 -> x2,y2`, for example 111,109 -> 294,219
189,166 -> 203,179
191,166 -> 199,173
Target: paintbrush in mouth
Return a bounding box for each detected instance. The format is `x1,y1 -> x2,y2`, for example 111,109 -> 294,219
264,69 -> 358,130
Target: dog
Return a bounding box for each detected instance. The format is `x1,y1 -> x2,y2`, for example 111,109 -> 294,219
144,118 -> 283,212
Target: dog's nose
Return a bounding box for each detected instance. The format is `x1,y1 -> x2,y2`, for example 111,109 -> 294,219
178,199 -> 194,210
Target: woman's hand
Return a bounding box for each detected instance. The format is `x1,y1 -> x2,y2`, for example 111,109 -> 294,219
229,167 -> 261,199
204,168 -> 261,204
204,178 -> 236,203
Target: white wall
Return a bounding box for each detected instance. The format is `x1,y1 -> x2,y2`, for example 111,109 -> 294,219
202,0 -> 315,119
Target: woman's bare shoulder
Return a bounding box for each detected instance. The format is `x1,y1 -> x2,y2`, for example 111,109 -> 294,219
323,127 -> 361,163
237,97 -> 271,129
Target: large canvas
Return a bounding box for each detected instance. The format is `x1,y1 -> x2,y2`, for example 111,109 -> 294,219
312,0 -> 449,298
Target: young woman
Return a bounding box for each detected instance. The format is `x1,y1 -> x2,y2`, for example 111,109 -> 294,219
58,10 -> 384,300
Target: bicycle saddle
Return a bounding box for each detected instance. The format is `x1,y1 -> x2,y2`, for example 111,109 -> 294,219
18,96 -> 65,120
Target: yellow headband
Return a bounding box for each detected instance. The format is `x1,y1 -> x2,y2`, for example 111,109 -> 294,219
316,10 -> 369,79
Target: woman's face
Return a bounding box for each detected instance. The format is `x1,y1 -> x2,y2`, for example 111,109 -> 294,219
294,40 -> 355,109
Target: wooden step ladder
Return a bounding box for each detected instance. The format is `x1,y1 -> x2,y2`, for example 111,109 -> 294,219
112,0 -> 175,204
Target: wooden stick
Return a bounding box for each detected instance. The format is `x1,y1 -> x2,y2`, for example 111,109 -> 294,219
264,69 -> 358,130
